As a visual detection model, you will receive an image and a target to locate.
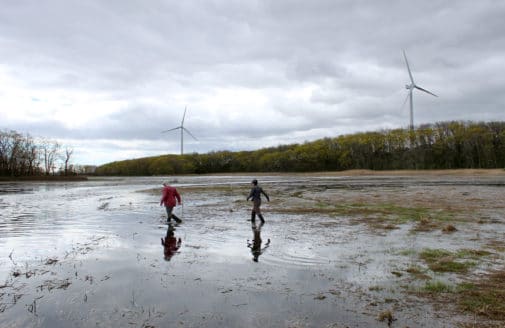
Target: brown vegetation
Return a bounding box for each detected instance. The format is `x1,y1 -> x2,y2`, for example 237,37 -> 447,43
458,270 -> 505,320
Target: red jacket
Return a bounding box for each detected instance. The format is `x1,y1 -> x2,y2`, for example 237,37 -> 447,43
160,186 -> 181,207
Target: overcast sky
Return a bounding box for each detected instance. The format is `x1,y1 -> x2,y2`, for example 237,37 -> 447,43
1,1 -> 504,165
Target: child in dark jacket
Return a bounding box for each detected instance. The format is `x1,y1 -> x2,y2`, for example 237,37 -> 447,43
246,179 -> 269,223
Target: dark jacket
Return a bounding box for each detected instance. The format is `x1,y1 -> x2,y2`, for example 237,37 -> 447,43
247,186 -> 269,202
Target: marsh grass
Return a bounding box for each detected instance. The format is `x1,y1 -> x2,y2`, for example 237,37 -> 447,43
422,280 -> 454,293
414,270 -> 505,320
368,285 -> 384,291
442,224 -> 458,233
273,201 -> 460,228
429,260 -> 476,273
291,191 -> 304,198
456,249 -> 493,259
411,216 -> 442,232
486,240 -> 505,252
420,250 -> 473,273
405,266 -> 431,280
444,273 -> 505,320
456,282 -> 476,292
419,248 -> 492,273
377,310 -> 394,325
459,271 -> 505,318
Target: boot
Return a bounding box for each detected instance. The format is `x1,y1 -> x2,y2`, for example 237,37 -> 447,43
172,214 -> 182,223
251,211 -> 256,222
258,214 -> 265,224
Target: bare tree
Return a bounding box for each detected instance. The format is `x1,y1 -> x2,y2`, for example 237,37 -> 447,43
39,138 -> 61,175
64,147 -> 74,175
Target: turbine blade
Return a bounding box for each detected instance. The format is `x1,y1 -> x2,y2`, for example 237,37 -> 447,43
181,106 -> 187,126
401,92 -> 410,111
161,126 -> 181,133
403,50 -> 415,84
415,85 -> 438,97
183,127 -> 198,141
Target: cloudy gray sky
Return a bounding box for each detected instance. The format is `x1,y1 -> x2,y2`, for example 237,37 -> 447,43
1,1 -> 504,165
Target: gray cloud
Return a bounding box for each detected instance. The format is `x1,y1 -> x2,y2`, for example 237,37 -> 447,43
1,0 -> 504,165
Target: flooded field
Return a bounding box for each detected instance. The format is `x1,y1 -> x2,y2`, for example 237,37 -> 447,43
1,172 -> 505,327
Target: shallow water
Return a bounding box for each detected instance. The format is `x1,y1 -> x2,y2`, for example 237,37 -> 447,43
1,175 -> 504,327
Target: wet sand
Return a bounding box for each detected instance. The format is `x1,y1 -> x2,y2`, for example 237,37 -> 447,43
1,172 -> 504,327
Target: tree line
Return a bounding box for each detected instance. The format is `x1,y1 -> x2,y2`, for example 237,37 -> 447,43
95,121 -> 505,176
0,129 -> 89,177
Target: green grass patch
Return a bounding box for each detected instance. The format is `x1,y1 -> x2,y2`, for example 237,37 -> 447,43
422,280 -> 454,293
419,249 -> 452,262
419,248 -> 490,273
429,260 -> 476,273
456,282 -> 476,292
456,249 -> 493,259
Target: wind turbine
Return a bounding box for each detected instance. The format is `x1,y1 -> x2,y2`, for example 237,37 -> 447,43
161,106 -> 198,155
403,50 -> 438,130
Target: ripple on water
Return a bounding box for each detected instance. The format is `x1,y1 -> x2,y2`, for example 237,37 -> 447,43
261,250 -> 330,268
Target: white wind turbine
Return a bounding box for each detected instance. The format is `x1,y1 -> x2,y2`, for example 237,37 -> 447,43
403,50 -> 438,130
161,106 -> 198,155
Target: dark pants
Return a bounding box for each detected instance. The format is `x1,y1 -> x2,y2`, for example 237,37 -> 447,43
251,199 -> 264,223
165,206 -> 181,222
252,199 -> 262,214
165,206 -> 174,218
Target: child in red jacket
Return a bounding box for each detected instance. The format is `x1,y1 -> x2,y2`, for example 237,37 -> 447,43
160,182 -> 182,223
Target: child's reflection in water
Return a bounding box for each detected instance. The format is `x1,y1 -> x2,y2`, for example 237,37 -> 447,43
161,224 -> 182,261
247,221 -> 270,262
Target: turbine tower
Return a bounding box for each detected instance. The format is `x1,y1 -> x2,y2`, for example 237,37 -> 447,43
161,106 -> 197,155
403,50 -> 438,130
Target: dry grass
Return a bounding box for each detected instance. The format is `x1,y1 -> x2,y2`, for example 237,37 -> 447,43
377,309 -> 395,326
442,224 -> 458,233
458,270 -> 505,320
485,240 -> 505,252
412,216 -> 443,232
411,271 -> 505,326
405,266 -> 432,280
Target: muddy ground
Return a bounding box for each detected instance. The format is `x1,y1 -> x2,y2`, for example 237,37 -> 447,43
0,171 -> 504,327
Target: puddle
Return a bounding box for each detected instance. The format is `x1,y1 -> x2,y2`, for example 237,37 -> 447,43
1,174 -> 504,327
